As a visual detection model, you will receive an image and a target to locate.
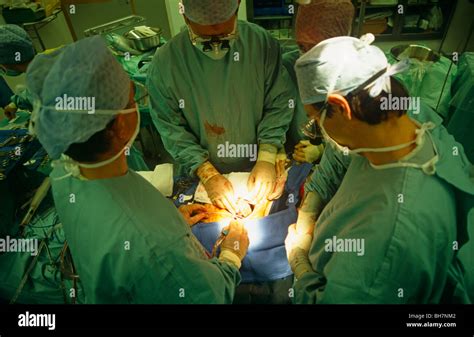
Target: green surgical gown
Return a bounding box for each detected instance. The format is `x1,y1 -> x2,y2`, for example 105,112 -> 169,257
294,105 -> 474,303
50,167 -> 241,304
147,21 -> 295,176
282,49 -> 311,148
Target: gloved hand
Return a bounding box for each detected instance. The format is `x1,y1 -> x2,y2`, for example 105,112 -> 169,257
285,224 -> 313,278
197,161 -> 238,214
248,161 -> 276,203
178,204 -> 208,226
268,148 -> 290,200
247,144 -> 277,204
285,224 -> 312,259
293,140 -> 324,163
235,198 -> 252,217
219,221 -> 250,269
4,103 -> 18,121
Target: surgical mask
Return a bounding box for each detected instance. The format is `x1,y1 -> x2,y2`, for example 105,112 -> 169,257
317,106 -> 439,175
0,65 -> 23,77
52,104 -> 141,180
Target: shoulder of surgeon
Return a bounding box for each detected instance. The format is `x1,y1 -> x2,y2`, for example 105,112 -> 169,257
153,20 -> 279,60
50,167 -> 190,251
282,49 -> 299,68
407,99 -> 443,126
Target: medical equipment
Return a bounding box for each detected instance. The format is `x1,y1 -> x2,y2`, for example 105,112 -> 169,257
19,177 -> 51,234
211,228 -> 230,258
188,20 -> 238,58
189,164 -> 313,282
124,26 -> 162,51
84,15 -> 146,37
391,44 -> 440,63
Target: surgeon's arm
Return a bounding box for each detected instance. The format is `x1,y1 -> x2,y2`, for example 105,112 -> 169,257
146,234 -> 242,304
257,35 -> 296,150
295,146 -> 351,234
293,219 -> 415,304
305,145 -> 351,203
293,253 -> 388,304
147,64 -> 209,177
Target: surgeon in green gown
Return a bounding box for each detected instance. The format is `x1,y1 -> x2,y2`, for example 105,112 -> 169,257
147,0 -> 295,213
284,33 -> 474,303
0,24 -> 148,171
282,0 -> 354,158
25,36 -> 250,304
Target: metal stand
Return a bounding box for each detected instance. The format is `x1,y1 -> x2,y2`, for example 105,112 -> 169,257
21,9 -> 62,51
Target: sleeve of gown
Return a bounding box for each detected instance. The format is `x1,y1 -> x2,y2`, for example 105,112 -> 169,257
147,56 -> 209,177
143,233 -> 241,304
305,145 -> 352,203
257,32 -> 297,149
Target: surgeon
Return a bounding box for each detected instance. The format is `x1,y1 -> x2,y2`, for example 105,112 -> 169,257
147,0 -> 295,213
0,24 -> 36,120
0,24 -> 149,170
283,0 -> 355,162
26,36 -> 250,304
285,34 -> 474,303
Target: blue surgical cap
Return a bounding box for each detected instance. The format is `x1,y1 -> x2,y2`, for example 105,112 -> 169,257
295,34 -> 389,104
26,36 -> 131,160
182,0 -> 239,25
0,24 -> 35,64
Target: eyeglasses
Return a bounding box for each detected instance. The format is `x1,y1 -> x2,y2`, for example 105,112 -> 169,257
188,20 -> 239,51
300,103 -> 327,140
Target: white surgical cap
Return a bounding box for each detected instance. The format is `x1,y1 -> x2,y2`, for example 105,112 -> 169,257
182,0 -> 239,25
26,36 -> 131,160
0,24 -> 35,64
295,34 -> 401,105
296,0 -> 355,48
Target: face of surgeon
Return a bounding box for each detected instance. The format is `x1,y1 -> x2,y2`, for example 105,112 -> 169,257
304,94 -> 357,149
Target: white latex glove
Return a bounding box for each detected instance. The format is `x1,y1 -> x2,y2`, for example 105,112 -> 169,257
219,221 -> 250,269
178,204 -> 208,226
247,161 -> 276,203
4,103 -> 17,121
293,140 -> 324,163
268,148 -> 290,200
197,161 -> 238,214
285,224 -> 313,278
247,144 -> 277,204
285,224 -> 312,259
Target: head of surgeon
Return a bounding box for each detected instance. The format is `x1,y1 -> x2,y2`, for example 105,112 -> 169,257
26,36 -> 139,178
181,0 -> 241,60
295,34 -> 416,164
0,24 -> 35,76
295,0 -> 355,54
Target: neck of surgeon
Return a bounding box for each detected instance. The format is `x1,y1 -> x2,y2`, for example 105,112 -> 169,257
80,153 -> 129,180
357,115 -> 418,165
